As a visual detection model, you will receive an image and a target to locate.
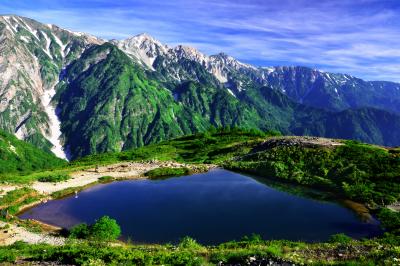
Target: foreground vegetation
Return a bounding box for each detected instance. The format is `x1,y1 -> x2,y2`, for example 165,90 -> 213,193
0,230 -> 399,265
0,128 -> 399,264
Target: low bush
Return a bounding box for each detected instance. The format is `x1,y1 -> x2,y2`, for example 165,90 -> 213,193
38,173 -> 70,182
69,216 -> 121,241
69,223 -> 91,239
329,233 -> 353,244
145,167 -> 191,179
376,208 -> 400,235
98,176 -> 114,183
0,249 -> 16,263
178,236 -> 204,250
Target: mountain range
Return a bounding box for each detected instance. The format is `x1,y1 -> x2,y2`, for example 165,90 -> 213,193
1,15 -> 400,160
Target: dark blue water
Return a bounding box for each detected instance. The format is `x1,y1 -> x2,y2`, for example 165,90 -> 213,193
20,169 -> 381,244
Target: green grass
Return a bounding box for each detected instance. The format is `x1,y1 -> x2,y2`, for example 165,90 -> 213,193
0,235 -> 398,265
0,130 -> 66,176
50,183 -> 95,198
0,187 -> 42,215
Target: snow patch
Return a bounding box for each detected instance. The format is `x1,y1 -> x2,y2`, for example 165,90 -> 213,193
41,87 -> 68,160
262,67 -> 275,74
325,73 -> 333,82
15,128 -> 24,140
212,68 -> 228,83
20,36 -> 30,43
334,88 -> 339,97
4,16 -> 18,32
52,33 -> 67,58
227,88 -> 236,98
17,18 -> 40,41
42,31 -> 53,59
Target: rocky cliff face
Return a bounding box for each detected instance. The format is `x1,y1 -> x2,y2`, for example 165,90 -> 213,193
0,15 -> 103,157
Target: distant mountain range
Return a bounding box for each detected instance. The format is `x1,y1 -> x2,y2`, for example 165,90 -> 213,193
1,15 -> 400,159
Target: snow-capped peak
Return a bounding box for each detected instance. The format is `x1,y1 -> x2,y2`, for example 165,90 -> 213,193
173,45 -> 209,64
114,33 -> 168,70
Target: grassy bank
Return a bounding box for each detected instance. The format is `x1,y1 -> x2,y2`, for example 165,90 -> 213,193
224,138 -> 400,206
0,233 -> 399,265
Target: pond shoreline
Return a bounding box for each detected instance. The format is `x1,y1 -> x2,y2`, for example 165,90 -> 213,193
0,161 -> 215,245
0,162 -> 385,246
18,168 -> 383,245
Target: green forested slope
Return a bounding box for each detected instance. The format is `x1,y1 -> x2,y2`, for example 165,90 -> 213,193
0,130 -> 65,174
54,43 -> 400,159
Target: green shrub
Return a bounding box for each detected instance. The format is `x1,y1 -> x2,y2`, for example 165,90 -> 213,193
69,223 -> 90,239
178,236 -> 203,250
0,249 -> 16,263
145,167 -> 191,179
38,173 -> 70,182
377,208 -> 400,234
69,216 -> 121,241
265,243 -> 283,257
98,176 -> 114,183
90,216 -> 121,241
329,233 -> 353,244
241,233 -> 263,243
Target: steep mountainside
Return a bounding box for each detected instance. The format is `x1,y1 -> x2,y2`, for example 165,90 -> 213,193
0,130 -> 65,174
54,44 -> 400,158
1,15 -> 400,159
114,35 -> 400,114
0,15 -> 103,157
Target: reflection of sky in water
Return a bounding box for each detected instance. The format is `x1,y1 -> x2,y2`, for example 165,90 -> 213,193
20,169 -> 382,244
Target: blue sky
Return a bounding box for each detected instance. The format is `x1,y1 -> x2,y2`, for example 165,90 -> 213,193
1,0 -> 400,82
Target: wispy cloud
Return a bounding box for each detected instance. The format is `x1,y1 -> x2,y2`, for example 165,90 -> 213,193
1,0 -> 400,82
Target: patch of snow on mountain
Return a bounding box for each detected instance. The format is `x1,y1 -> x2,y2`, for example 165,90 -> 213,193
20,36 -> 30,43
3,16 -> 18,32
212,68 -> 228,83
262,67 -> 275,74
41,87 -> 68,160
334,88 -> 339,96
42,31 -> 53,59
227,88 -> 236,98
17,18 -> 40,41
115,33 -> 169,70
15,127 -> 25,140
52,33 -> 67,57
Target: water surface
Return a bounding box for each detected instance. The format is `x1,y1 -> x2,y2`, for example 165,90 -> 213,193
20,169 -> 381,244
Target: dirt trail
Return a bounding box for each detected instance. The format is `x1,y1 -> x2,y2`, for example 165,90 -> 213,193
31,161 -> 210,194
0,221 -> 64,245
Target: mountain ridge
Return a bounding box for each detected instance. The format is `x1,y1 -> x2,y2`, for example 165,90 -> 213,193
1,14 -> 400,159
